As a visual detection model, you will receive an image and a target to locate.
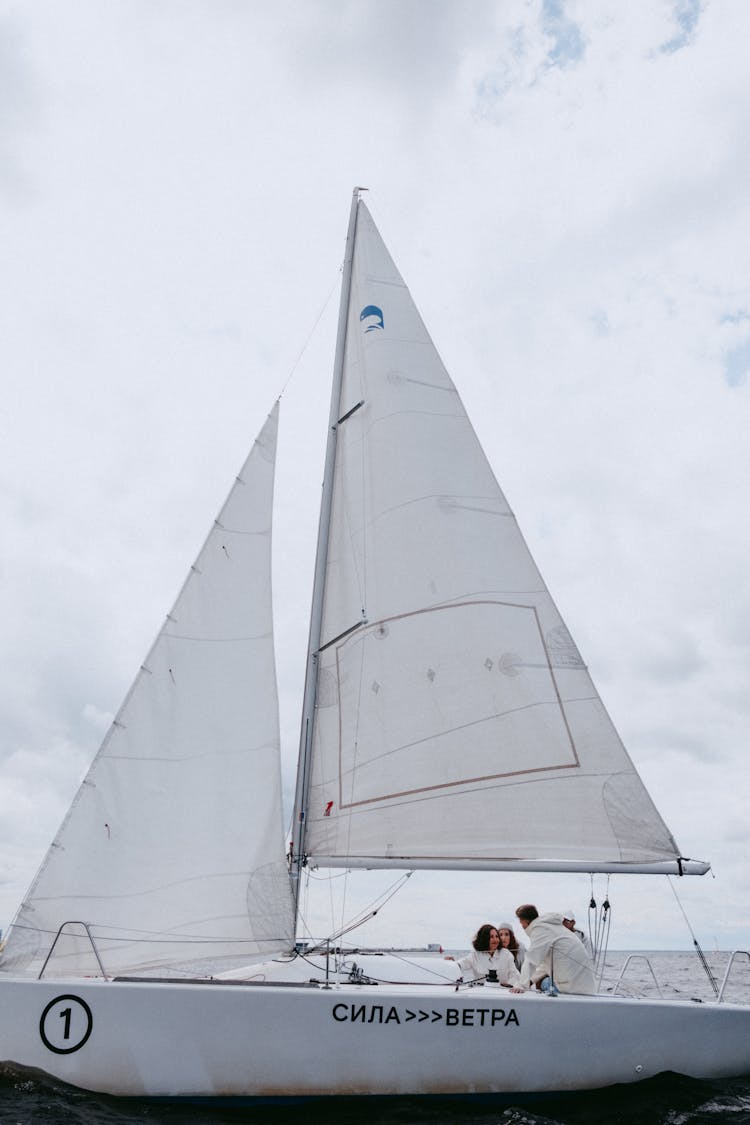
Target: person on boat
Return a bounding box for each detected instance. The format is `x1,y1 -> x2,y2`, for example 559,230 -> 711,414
454,924 -> 520,985
511,905 -> 596,996
561,909 -> 593,958
497,921 -> 525,972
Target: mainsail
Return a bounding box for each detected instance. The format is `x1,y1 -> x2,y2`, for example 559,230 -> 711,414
299,198 -> 707,876
1,405 -> 294,977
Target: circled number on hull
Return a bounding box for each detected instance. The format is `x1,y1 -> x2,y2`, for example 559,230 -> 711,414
39,995 -> 93,1054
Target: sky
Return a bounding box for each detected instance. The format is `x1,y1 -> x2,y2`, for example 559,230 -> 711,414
1,0 -> 749,957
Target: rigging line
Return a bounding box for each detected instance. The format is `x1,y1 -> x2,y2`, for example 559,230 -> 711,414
294,868 -> 316,946
328,297 -> 367,936
306,869 -> 350,881
290,948 -> 454,992
358,332 -> 368,646
277,269 -> 342,399
378,949 -> 459,983
595,878 -> 612,985
25,933 -> 293,946
667,875 -> 719,997
336,518 -> 370,941
328,864 -> 339,948
341,330 -> 370,931
316,871 -> 414,949
341,870 -> 413,931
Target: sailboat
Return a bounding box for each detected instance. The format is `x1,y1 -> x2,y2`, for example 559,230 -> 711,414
1,189 -> 748,1101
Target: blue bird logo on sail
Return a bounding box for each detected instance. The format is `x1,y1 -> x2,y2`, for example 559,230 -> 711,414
360,305 -> 384,332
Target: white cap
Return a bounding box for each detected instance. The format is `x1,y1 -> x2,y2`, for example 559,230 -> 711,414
562,909 -> 575,921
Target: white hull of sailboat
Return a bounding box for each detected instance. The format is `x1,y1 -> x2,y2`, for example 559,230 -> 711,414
2,976 -> 749,1100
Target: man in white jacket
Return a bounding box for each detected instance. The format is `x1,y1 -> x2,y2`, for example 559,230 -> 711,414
511,904 -> 596,996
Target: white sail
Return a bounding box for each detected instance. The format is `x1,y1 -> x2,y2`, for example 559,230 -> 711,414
303,202 -> 703,875
1,404 -> 294,978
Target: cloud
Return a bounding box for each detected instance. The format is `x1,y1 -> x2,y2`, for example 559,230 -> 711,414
541,0 -> 586,68
279,0 -> 496,106
0,0 -> 748,955
0,10 -> 41,202
659,0 -> 703,54
472,1 -> 585,112
723,336 -> 750,387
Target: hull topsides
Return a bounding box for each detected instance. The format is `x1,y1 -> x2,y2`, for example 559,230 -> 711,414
1,973 -> 749,1100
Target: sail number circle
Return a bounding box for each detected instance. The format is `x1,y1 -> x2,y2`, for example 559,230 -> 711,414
39,995 -> 93,1054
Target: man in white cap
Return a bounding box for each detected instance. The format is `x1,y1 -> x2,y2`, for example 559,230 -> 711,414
562,910 -> 593,958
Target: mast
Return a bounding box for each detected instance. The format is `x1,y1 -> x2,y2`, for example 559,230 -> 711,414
290,187 -> 363,929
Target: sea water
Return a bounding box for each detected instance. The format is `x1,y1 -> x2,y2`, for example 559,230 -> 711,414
1,951 -> 749,1125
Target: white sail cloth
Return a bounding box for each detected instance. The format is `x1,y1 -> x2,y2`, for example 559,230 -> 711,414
1,405 -> 294,978
304,201 -> 700,875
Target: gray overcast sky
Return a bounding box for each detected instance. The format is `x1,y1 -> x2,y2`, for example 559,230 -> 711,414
1,0 -> 748,952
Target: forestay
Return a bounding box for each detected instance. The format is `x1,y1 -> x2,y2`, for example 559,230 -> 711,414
0,405 -> 294,978
303,201 -> 705,876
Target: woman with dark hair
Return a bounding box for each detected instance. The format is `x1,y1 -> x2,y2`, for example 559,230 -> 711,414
497,921 -> 525,972
456,924 -> 519,985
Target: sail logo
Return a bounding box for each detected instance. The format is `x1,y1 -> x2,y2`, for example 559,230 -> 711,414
360,305 -> 384,332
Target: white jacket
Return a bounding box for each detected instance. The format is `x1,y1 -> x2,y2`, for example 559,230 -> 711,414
519,913 -> 596,996
457,947 -> 520,985
571,926 -> 593,959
